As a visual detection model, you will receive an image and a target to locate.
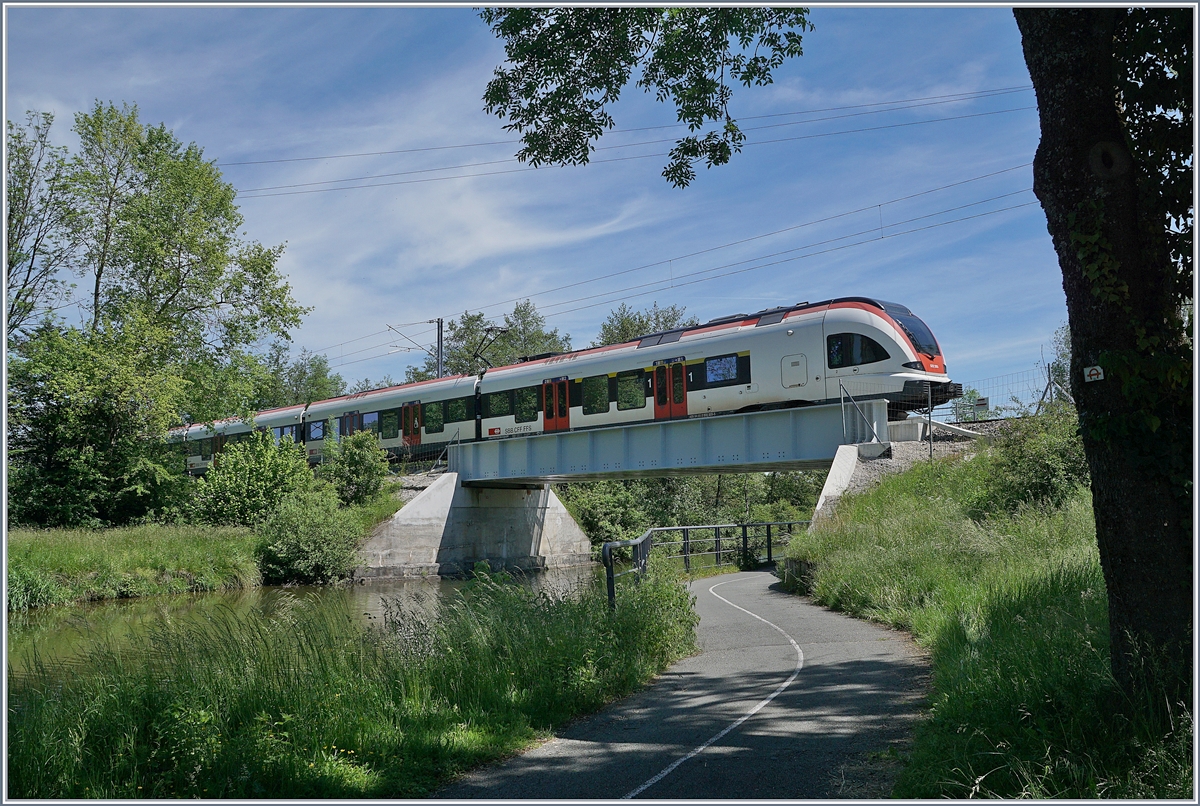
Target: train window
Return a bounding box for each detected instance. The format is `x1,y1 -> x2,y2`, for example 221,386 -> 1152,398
582,376 -> 608,415
307,419 -> 326,441
381,409 -> 399,440
361,412 -> 380,435
272,425 -> 298,443
484,391 -> 512,418
616,371 -> 646,410
705,354 -> 739,384
890,313 -> 941,357
827,333 -> 890,368
514,387 -> 539,423
200,438 -> 213,460
447,397 -> 472,423
424,402 -> 445,433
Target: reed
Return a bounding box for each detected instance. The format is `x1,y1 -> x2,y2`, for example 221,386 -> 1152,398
7,557 -> 697,798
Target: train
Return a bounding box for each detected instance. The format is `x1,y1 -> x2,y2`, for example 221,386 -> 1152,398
173,296 -> 961,474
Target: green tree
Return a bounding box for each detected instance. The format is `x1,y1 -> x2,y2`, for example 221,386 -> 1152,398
591,302 -> 699,347
66,101 -> 143,330
318,430 -> 390,507
346,374 -> 396,394
64,101 -> 308,422
253,343 -> 346,410
6,111 -> 74,340
188,430 -> 312,527
405,299 -> 570,381
1013,8 -> 1192,699
482,8 -> 812,187
7,317 -> 189,527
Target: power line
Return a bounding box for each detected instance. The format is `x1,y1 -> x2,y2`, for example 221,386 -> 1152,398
468,163 -> 1033,317
328,195 -> 1037,369
539,201 -> 1040,321
530,190 -> 1035,318
308,164 -> 1032,364
236,91 -> 1032,195
236,93 -> 1032,194
219,85 -> 1031,167
237,106 -> 1035,199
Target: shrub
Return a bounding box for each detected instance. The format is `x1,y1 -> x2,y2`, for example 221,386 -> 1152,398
318,431 -> 390,507
978,404 -> 1090,515
256,484 -> 362,584
189,431 -> 311,526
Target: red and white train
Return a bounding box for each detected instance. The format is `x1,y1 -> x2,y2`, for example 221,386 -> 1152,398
176,297 -> 960,474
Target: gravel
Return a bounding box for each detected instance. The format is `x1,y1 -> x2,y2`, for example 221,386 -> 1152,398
843,419 -> 1009,497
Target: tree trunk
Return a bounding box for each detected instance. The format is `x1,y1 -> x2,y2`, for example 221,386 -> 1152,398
1014,8 -> 1192,703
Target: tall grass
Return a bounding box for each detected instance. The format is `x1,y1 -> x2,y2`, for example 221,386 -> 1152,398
784,452 -> 1192,798
7,524 -> 261,611
8,556 -> 697,798
7,480 -> 408,611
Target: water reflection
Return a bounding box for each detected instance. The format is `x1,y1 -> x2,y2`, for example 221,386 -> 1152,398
8,564 -> 598,676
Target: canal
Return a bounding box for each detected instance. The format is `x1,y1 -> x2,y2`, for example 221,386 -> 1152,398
7,566 -> 598,678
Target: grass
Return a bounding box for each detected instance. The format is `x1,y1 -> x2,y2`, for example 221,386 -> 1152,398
782,452 -> 1192,798
7,480 -> 409,611
7,524 -> 261,611
8,556 -> 698,798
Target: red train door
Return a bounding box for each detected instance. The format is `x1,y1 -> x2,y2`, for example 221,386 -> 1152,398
653,362 -> 689,419
542,379 -> 570,432
653,365 -> 670,419
669,362 -> 688,418
402,403 -> 422,447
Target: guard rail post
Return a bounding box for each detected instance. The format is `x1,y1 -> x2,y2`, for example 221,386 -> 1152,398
714,527 -> 721,566
682,527 -> 691,572
741,524 -> 749,567
766,523 -> 773,563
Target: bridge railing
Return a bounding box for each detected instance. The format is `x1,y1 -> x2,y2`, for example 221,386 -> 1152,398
602,521 -> 810,607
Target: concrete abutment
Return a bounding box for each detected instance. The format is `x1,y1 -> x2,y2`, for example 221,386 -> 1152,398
356,472 -> 593,579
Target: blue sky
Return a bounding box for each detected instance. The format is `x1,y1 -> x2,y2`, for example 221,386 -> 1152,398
5,5 -> 1067,389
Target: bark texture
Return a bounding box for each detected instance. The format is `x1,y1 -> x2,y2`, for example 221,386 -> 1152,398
1014,9 -> 1192,700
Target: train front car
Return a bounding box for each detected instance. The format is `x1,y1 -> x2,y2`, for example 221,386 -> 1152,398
819,298 -> 959,417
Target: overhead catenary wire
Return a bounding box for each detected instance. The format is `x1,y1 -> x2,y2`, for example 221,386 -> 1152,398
309,165 -> 1033,363
220,85 -> 1031,167
236,106 -> 1036,198
236,90 -> 1033,193
529,190 -> 1036,318
324,196 -> 1037,369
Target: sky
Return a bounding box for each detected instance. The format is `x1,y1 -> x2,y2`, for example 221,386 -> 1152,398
5,4 -> 1068,392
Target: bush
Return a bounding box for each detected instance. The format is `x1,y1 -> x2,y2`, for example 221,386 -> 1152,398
189,431 -> 312,526
974,404 -> 1090,516
256,485 -> 362,584
318,431 -> 390,507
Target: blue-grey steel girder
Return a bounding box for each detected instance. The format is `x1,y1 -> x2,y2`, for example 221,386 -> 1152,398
448,400 -> 888,486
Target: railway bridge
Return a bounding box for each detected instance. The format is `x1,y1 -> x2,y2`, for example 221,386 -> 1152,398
357,399 -> 890,579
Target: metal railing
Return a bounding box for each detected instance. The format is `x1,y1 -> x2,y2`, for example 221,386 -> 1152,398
602,520 -> 809,607
839,381 -> 883,445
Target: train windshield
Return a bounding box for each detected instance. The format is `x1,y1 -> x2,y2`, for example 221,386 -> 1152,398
890,313 -> 940,357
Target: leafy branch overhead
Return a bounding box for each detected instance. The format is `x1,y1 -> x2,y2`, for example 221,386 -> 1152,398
481,8 -> 812,187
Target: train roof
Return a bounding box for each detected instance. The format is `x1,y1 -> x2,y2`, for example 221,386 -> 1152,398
482,297 -> 915,379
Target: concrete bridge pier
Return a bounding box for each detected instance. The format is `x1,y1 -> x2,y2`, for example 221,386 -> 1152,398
356,472 -> 593,579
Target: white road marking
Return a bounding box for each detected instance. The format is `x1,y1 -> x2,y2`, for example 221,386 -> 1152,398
622,577 -> 806,799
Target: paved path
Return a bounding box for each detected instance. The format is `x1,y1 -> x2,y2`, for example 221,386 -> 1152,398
436,570 -> 929,799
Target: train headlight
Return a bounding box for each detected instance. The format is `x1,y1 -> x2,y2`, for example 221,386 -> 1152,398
901,361 -> 924,370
